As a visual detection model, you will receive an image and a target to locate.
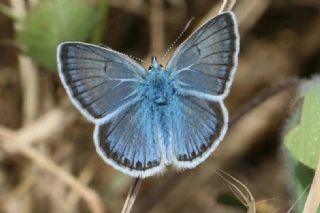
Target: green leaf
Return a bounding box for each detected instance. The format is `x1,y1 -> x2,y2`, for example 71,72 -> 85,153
288,156 -> 315,212
90,0 -> 108,43
284,81 -> 320,169
216,193 -> 246,209
18,0 -> 107,70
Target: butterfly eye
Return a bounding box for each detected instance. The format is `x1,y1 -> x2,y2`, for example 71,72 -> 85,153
148,66 -> 152,71
160,64 -> 163,68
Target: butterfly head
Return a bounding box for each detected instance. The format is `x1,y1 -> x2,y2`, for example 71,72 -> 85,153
142,57 -> 176,107
149,56 -> 163,71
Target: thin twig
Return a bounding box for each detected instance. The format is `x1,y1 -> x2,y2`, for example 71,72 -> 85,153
0,129 -> 106,213
199,0 -> 236,30
218,0 -> 237,15
0,105 -> 103,212
216,169 -> 256,213
226,0 -> 237,11
9,0 -> 40,125
139,172 -> 182,212
235,0 -> 270,34
121,178 -> 143,213
1,107 -> 76,153
4,175 -> 36,201
287,184 -> 311,213
66,157 -> 97,212
218,0 -> 228,14
230,78 -> 300,125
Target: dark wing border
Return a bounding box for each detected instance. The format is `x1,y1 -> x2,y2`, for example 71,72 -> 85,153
172,99 -> 228,169
57,42 -> 146,124
166,12 -> 240,101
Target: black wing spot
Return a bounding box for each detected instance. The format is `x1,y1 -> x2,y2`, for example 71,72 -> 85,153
103,63 -> 108,73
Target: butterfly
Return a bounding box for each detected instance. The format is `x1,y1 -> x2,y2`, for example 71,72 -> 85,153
57,11 -> 239,178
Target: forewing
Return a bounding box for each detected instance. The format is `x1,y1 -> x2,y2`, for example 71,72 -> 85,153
166,12 -> 239,100
57,42 -> 146,124
171,96 -> 227,168
94,102 -> 164,178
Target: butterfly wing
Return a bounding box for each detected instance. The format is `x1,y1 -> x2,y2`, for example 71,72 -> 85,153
170,96 -> 227,168
57,42 -> 146,124
166,12 -> 239,100
94,102 -> 165,178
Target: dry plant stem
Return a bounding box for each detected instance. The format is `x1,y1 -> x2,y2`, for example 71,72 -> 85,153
2,107 -> 76,152
216,169 -> 256,213
66,157 -> 97,212
121,178 -> 143,213
19,57 -> 39,124
138,172 -> 182,212
0,129 -> 105,213
303,159 -> 320,213
218,0 -> 228,14
150,0 -> 165,59
226,0 -> 237,11
9,0 -> 39,125
5,175 -> 36,202
235,0 -> 270,34
218,0 -> 237,14
287,184 -> 311,213
199,0 -> 236,29
0,106 -> 102,212
230,78 -> 300,125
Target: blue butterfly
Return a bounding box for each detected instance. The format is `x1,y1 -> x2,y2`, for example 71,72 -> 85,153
57,12 -> 239,178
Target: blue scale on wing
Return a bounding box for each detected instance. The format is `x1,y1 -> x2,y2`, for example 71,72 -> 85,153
96,103 -> 162,170
166,12 -> 239,97
171,96 -> 224,161
58,43 -> 146,120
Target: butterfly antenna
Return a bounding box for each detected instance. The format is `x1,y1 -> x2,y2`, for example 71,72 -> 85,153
127,54 -> 147,66
98,43 -> 147,66
161,17 -> 195,61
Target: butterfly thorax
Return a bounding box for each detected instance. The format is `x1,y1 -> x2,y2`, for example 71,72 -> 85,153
141,67 -> 176,108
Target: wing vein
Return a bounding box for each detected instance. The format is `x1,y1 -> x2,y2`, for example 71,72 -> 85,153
64,57 -> 111,63
194,25 -> 231,47
202,50 -> 233,59
202,38 -> 235,51
82,81 -> 127,107
181,68 -> 228,80
72,79 -> 110,96
67,75 -> 109,83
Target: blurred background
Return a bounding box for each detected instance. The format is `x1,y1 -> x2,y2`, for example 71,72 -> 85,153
0,0 -> 320,212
